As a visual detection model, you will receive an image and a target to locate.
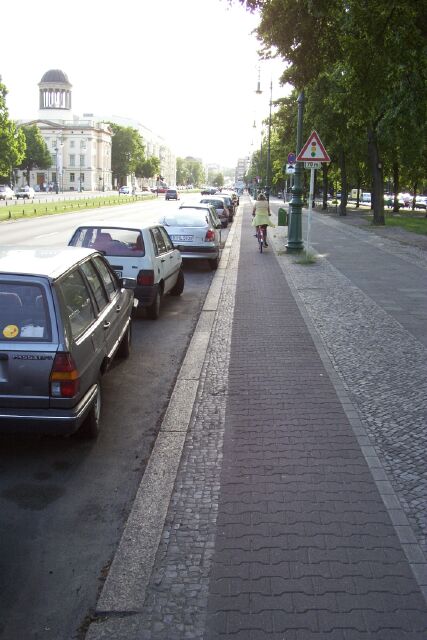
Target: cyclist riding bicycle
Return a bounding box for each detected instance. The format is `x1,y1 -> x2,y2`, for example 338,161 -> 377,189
252,192 -> 274,247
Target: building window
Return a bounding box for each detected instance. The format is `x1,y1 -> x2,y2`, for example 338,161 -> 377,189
80,155 -> 85,167
80,140 -> 86,149
80,172 -> 85,184
70,173 -> 75,182
70,140 -> 75,148
51,154 -> 57,166
69,155 -> 75,167
52,139 -> 57,148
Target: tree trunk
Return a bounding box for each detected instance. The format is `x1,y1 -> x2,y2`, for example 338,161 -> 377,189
338,146 -> 347,216
393,161 -> 399,212
368,127 -> 385,225
412,183 -> 417,210
355,175 -> 361,208
322,163 -> 328,210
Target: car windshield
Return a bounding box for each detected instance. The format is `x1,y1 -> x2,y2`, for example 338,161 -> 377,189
162,212 -> 208,227
69,227 -> 145,256
0,281 -> 52,342
201,199 -> 224,208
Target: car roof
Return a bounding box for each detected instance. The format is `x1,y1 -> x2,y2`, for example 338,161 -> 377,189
73,218 -> 161,231
0,246 -> 98,279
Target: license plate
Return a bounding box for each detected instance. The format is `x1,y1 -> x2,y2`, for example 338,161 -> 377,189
170,235 -> 193,242
114,270 -> 122,278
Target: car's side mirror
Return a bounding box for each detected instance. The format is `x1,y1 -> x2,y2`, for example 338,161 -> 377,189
215,223 -> 222,229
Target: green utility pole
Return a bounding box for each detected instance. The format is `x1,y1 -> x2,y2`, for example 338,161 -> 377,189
286,91 -> 305,252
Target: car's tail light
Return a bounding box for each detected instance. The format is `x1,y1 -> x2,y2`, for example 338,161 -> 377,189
205,229 -> 215,242
50,352 -> 80,398
137,269 -> 155,286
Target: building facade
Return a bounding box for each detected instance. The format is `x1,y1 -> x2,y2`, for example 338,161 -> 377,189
16,69 -> 176,192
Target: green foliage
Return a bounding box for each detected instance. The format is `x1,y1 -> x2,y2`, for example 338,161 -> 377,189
18,125 -> 51,181
176,156 -> 204,186
0,78 -> 26,179
213,173 -> 224,188
136,155 -> 160,180
109,123 -> 145,182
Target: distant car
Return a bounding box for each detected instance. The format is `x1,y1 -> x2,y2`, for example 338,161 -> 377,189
201,187 -> 217,195
199,197 -> 231,228
165,188 -> 179,200
161,207 -> 222,270
415,195 -> 427,210
119,186 -> 130,195
0,246 -> 136,438
15,186 -> 35,199
68,221 -> 184,319
0,185 -> 14,200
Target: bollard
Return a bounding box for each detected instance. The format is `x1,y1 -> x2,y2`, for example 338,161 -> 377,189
278,207 -> 288,226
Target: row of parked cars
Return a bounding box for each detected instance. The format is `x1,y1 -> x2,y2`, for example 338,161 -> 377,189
0,191 -> 239,440
0,185 -> 36,200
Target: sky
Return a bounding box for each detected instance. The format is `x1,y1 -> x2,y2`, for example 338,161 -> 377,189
0,0 -> 289,168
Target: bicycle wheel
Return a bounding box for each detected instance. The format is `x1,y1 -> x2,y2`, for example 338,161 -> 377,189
258,228 -> 263,253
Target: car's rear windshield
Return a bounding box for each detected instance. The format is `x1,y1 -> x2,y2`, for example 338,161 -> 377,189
69,227 -> 145,257
201,199 -> 224,208
162,212 -> 208,227
0,281 -> 52,342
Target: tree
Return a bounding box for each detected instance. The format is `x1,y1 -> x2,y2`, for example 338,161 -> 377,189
176,157 -> 205,186
18,125 -> 51,185
213,173 -> 224,188
0,78 -> 26,181
136,156 -> 160,181
109,124 -> 145,185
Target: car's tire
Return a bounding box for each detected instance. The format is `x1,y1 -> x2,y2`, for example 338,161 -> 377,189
209,255 -> 220,270
170,268 -> 184,295
117,323 -> 132,358
147,289 -> 162,319
79,381 -> 102,439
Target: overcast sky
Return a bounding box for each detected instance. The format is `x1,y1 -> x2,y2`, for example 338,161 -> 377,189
1,0 -> 289,167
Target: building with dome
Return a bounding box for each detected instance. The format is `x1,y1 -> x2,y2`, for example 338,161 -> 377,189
16,69 -> 113,192
15,69 -> 176,192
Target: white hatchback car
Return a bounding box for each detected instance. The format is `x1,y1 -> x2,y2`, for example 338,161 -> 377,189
68,221 -> 184,319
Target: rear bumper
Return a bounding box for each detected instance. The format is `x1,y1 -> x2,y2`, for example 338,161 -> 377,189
0,385 -> 97,436
175,245 -> 219,260
134,283 -> 159,307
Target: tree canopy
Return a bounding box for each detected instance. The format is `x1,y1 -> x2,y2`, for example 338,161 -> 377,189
18,124 -> 52,183
109,124 -> 146,184
0,78 -> 26,181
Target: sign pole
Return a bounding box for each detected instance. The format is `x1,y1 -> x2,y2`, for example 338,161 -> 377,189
306,167 -> 315,257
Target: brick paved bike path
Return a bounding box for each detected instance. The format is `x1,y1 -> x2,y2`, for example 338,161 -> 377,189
204,204 -> 427,639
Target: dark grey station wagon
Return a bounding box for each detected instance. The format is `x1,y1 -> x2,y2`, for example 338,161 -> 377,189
0,246 -> 136,438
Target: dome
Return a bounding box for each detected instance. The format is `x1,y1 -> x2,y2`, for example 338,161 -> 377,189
39,69 -> 71,85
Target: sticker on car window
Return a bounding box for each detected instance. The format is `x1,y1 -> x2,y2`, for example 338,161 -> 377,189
3,324 -> 19,339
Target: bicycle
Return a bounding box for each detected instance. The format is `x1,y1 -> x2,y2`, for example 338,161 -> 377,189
256,225 -> 265,253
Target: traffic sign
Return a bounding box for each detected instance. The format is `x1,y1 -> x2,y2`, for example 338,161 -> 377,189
286,164 -> 295,174
297,131 -> 330,162
304,161 -> 321,169
287,152 -> 296,164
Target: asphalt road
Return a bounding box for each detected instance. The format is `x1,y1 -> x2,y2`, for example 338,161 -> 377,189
0,196 -> 225,640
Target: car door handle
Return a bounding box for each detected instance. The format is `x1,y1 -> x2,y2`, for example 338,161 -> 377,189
115,305 -> 122,312
103,321 -> 111,329
161,258 -> 166,263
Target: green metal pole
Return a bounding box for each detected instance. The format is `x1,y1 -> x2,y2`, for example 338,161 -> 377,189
286,90 -> 305,252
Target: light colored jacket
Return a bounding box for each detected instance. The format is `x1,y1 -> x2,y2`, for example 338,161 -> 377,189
252,200 -> 275,227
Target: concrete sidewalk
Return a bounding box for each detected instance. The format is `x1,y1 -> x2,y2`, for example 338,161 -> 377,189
86,196 -> 427,639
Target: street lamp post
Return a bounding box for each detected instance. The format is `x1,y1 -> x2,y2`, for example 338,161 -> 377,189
266,80 -> 273,201
286,91 -> 305,252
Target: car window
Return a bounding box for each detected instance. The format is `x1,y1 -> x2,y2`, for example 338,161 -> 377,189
93,255 -> 118,299
80,260 -> 109,312
151,227 -> 167,254
0,281 -> 52,342
70,227 -> 145,257
58,269 -> 96,339
163,211 -> 207,227
159,227 -> 174,251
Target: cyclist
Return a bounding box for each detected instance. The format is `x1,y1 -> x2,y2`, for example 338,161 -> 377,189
252,192 -> 274,246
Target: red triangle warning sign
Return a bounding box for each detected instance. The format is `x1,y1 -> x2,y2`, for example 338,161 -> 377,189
296,130 -> 330,162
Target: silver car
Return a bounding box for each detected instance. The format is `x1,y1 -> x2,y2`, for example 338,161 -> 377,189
0,246 -> 136,438
161,206 -> 222,270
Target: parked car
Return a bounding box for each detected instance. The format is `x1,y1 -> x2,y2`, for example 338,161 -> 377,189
15,186 -> 35,199
199,197 -> 231,228
201,187 -> 217,195
0,246 -> 136,438
161,207 -> 222,270
215,194 -> 235,222
119,186 -> 130,194
0,185 -> 14,200
68,221 -> 184,319
415,195 -> 427,210
165,188 -> 179,200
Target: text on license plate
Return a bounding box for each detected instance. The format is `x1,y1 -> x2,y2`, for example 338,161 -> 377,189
170,235 -> 193,242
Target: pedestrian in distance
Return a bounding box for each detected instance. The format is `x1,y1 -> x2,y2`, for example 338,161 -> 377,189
252,192 -> 274,247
